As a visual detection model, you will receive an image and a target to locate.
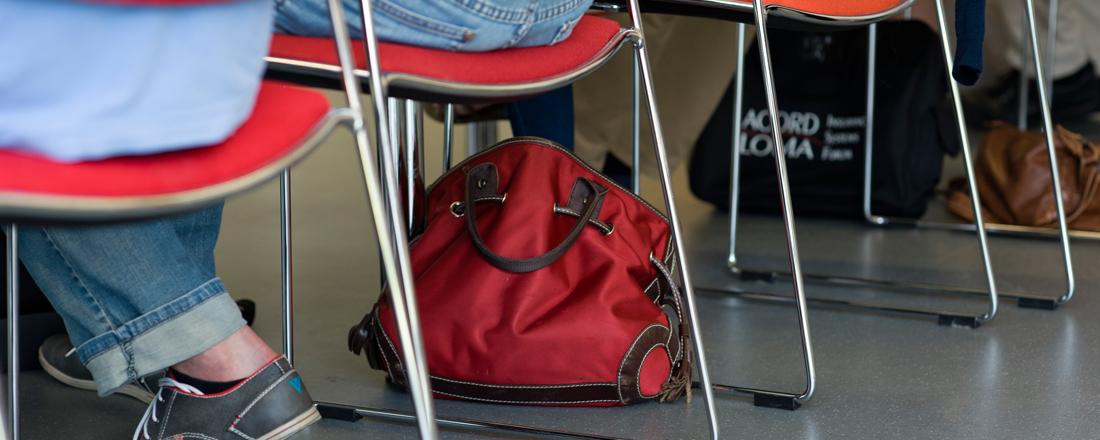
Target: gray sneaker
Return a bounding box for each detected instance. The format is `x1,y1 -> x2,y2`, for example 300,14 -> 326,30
133,356 -> 320,440
38,334 -> 160,403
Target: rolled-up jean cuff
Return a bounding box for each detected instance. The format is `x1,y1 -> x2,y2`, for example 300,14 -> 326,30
80,279 -> 246,396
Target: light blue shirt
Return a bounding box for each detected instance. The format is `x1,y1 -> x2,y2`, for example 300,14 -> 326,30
0,0 -> 274,162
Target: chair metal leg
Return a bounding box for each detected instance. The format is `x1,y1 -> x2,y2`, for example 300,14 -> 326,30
848,2 -> 1076,311
719,13 -> 1010,324
625,2 -> 720,438
931,0 -> 999,323
1045,0 -> 1058,109
388,98 -> 405,174
5,224 -> 18,440
727,23 -> 746,271
863,24 -> 881,227
403,100 -> 423,232
716,17 -> 818,409
330,1 -> 438,438
1025,0 -> 1076,306
631,49 -> 641,194
465,121 -> 498,157
280,171 -> 294,364
315,401 -> 625,439
741,0 -> 817,405
1018,8 -> 1032,130
443,104 -> 455,172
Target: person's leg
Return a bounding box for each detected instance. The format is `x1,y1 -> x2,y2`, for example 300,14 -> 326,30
274,0 -> 522,51
20,205 -> 318,438
998,0 -> 1088,79
171,203 -> 223,276
17,204 -> 252,394
507,86 -> 575,150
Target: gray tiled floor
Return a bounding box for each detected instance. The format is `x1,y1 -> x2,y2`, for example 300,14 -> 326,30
20,110 -> 1100,439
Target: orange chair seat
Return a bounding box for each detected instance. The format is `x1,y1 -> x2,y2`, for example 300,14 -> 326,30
734,0 -> 908,17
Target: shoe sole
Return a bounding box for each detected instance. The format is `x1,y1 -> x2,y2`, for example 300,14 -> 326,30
257,405 -> 322,440
38,348 -> 154,404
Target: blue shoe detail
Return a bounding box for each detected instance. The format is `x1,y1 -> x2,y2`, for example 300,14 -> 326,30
289,376 -> 303,394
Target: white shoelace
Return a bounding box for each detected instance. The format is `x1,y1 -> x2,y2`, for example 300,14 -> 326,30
132,377 -> 205,440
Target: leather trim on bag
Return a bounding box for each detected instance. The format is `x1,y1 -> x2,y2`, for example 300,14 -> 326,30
463,164 -> 609,273
617,324 -> 673,404
552,204 -> 614,235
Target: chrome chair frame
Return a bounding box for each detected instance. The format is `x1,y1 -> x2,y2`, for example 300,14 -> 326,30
845,0 -> 1076,311
723,0 -> 1075,320
723,0 -> 997,328
267,1 -> 723,438
617,0 -> 913,412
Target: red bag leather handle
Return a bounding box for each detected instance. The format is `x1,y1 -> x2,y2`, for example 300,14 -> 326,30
463,163 -> 607,273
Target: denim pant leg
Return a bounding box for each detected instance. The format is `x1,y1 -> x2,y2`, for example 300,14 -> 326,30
15,204 -> 244,395
507,86 -> 575,150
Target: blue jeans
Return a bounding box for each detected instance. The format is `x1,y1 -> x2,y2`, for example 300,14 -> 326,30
15,205 -> 244,395
274,0 -> 593,51
274,0 -> 583,148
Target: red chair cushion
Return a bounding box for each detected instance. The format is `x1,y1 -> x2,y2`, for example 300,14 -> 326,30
268,15 -> 622,85
743,0 -> 909,16
0,81 -> 329,198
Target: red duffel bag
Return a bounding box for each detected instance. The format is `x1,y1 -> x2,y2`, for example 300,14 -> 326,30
348,137 -> 692,406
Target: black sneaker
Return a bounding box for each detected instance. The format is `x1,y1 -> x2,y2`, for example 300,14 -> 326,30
38,334 -> 160,403
133,356 -> 320,440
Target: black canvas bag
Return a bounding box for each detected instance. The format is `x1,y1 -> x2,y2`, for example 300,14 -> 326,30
689,21 -> 959,218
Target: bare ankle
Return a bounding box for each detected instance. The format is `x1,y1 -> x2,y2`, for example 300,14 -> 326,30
171,326 -> 278,382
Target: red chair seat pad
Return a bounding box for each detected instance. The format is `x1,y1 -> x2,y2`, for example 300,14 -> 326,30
268,15 -> 622,85
0,81 -> 329,198
743,0 -> 909,16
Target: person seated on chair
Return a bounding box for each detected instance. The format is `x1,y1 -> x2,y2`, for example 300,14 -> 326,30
273,0 -> 593,151
1,1 -> 322,439
3,1 -> 589,439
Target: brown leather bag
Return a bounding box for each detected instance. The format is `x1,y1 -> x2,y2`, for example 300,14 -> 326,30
947,122 -> 1100,231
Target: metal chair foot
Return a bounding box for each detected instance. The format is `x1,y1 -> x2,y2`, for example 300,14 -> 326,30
753,393 -> 800,411
936,315 -> 980,329
315,401 -> 625,439
1018,297 -> 1059,310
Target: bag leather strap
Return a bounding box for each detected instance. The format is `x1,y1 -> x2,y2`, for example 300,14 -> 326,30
463,163 -> 608,273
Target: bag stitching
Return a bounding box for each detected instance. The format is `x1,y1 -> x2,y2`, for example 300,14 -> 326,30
617,324 -> 665,403
429,389 -> 620,404
636,343 -> 671,399
433,376 -> 617,390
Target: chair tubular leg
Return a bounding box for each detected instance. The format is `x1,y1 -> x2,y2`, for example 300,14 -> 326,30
358,2 -> 438,439
714,10 -> 818,412
403,100 -> 424,233
717,10 -> 1015,325
744,0 -> 817,404
280,171 -> 295,364
317,0 -> 440,438
5,224 -> 17,440
315,401 -> 627,439
851,2 -> 1075,310
625,1 -> 720,438
1025,0 -> 1076,305
727,23 -> 746,270
631,49 -> 642,194
1017,8 -> 1032,130
443,104 -> 455,172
